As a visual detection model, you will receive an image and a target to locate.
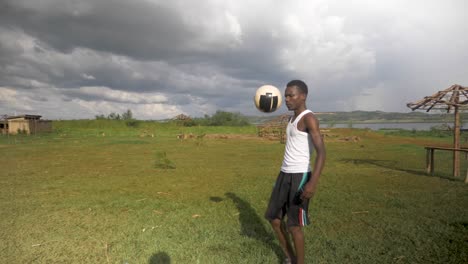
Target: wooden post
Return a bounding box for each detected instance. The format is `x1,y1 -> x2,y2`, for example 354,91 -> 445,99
454,106 -> 460,177
430,149 -> 435,175
426,148 -> 435,175
426,148 -> 430,174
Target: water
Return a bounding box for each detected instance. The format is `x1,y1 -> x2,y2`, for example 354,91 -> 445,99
321,122 -> 464,131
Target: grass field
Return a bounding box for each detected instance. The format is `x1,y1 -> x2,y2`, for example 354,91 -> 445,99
1,121 -> 467,263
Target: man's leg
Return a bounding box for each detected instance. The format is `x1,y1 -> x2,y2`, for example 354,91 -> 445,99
270,219 -> 295,262
289,226 -> 305,264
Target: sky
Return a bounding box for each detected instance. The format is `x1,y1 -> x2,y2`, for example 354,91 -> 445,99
0,0 -> 467,120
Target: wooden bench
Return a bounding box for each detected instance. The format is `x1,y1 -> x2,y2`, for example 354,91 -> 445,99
425,146 -> 468,181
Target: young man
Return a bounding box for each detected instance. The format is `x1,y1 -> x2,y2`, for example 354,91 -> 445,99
265,80 -> 326,264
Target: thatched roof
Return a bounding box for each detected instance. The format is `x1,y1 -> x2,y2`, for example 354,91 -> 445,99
407,84 -> 468,113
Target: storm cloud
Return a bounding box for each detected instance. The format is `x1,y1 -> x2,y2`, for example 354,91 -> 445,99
0,0 -> 467,119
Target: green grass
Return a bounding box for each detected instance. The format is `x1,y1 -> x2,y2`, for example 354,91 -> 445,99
1,124 -> 467,263
53,120 -> 257,138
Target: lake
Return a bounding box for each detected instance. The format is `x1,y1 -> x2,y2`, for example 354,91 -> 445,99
321,122 -> 464,131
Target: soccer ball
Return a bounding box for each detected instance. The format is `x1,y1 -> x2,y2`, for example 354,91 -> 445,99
254,85 -> 282,113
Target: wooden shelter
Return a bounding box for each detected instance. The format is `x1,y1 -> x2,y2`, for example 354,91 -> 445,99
172,114 -> 193,126
257,114 -> 290,143
172,114 -> 192,121
407,84 -> 468,177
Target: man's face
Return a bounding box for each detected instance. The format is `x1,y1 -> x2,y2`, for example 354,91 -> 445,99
284,86 -> 304,111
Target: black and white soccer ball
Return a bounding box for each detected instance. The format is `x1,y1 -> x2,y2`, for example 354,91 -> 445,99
254,85 -> 282,113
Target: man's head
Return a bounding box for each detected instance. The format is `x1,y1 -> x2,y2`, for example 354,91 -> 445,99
285,80 -> 308,111
287,80 -> 308,96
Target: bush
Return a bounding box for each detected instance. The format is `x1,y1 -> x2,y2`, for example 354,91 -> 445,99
206,111 -> 250,126
173,111 -> 251,127
154,151 -> 176,169
125,119 -> 140,128
429,125 -> 452,137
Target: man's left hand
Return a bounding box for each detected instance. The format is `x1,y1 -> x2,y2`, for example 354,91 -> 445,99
301,183 -> 315,200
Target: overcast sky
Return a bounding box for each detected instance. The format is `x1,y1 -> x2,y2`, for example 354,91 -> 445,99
0,0 -> 467,119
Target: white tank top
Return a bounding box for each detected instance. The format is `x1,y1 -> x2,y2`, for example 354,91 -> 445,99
281,110 -> 314,173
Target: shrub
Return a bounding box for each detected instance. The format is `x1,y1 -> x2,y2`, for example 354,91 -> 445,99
125,119 -> 140,128
207,111 -> 250,126
154,151 -> 176,169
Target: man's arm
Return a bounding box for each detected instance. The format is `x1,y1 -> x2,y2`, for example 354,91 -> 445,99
301,113 -> 326,200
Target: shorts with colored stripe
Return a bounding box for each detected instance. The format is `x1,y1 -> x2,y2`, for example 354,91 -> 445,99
265,171 -> 311,227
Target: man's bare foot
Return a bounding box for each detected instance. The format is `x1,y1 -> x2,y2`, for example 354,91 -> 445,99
283,256 -> 297,264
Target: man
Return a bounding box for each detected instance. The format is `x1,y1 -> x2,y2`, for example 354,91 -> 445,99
265,80 -> 326,264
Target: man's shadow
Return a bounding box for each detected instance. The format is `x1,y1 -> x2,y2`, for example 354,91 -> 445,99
148,251 -> 170,264
224,192 -> 283,262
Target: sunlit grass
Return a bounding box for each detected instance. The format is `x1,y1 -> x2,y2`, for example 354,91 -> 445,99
1,124 -> 467,263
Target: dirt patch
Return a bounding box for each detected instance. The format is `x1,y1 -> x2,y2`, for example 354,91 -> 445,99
322,128 -> 451,147
175,133 -> 264,140
204,134 -> 262,140
205,131 -> 362,142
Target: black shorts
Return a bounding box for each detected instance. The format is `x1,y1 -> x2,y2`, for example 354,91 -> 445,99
265,171 -> 311,227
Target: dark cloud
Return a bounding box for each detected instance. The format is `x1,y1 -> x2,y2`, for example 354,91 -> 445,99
0,0 -> 467,118
0,0 -> 291,84
0,0 -> 195,60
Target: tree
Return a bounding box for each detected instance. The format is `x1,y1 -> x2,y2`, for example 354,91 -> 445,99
95,114 -> 106,120
95,109 -> 136,121
108,112 -> 121,120
122,109 -> 133,120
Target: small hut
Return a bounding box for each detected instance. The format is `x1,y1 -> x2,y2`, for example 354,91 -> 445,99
6,115 -> 52,135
